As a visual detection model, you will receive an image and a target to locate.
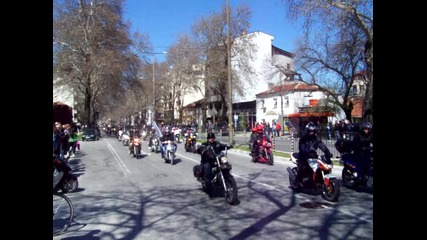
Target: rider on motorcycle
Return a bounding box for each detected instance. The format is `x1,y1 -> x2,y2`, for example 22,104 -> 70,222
184,125 -> 194,147
297,122 -> 333,183
351,122 -> 373,181
197,133 -> 231,197
160,127 -> 176,159
148,128 -> 157,150
250,124 -> 270,157
128,129 -> 141,152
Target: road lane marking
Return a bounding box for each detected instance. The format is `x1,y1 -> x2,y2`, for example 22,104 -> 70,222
106,140 -> 131,177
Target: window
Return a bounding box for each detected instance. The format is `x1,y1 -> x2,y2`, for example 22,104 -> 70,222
273,98 -> 277,109
284,96 -> 289,108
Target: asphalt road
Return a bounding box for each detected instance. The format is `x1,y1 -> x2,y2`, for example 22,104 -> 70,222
53,134 -> 373,240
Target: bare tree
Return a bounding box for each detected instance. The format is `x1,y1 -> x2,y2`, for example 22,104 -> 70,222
281,0 -> 373,123
53,0 -> 149,127
191,2 -> 256,123
166,34 -> 203,125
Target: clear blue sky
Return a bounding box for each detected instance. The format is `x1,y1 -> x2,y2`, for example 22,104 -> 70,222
123,0 -> 303,62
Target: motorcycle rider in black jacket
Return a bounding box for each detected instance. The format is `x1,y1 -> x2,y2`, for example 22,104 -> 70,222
197,133 -> 232,197
351,122 -> 373,181
297,122 -> 333,184
160,127 -> 176,158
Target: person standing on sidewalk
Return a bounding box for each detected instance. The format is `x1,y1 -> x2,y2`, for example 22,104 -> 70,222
276,122 -> 281,137
326,122 -> 332,141
272,121 -> 277,137
67,124 -> 78,158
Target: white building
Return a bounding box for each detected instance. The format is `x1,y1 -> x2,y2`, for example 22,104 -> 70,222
232,31 -> 294,103
255,81 -> 325,122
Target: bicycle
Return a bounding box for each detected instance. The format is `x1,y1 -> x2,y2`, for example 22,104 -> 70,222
53,192 -> 74,236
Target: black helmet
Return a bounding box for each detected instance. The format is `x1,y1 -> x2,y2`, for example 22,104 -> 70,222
207,133 -> 215,139
360,122 -> 372,130
360,122 -> 372,134
305,122 -> 317,135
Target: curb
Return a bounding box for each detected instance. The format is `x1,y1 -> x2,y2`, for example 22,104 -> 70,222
228,149 -> 343,169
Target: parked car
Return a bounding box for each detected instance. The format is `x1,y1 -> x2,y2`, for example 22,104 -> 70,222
82,128 -> 100,141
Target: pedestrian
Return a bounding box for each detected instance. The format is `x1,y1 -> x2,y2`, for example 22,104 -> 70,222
316,120 -> 323,140
266,122 -> 271,136
334,120 -> 342,141
326,122 -> 332,141
67,124 -> 78,157
272,121 -> 277,137
276,122 -> 281,136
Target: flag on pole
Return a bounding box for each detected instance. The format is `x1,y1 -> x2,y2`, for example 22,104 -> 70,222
152,121 -> 163,138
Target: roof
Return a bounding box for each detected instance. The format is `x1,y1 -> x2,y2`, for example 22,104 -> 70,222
351,98 -> 363,118
287,112 -> 334,118
256,81 -> 319,97
272,45 -> 294,58
183,98 -> 205,109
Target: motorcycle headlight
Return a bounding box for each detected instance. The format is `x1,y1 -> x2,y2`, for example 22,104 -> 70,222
220,156 -> 228,164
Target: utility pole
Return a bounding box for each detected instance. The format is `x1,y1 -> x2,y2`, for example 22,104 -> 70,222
144,51 -> 166,126
152,60 -> 156,124
227,0 -> 233,144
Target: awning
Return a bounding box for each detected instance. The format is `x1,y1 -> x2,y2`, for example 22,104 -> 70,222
287,112 -> 334,117
266,110 -> 278,115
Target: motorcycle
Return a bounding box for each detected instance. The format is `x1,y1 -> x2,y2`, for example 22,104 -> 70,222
53,158 -> 79,193
335,139 -> 373,189
339,150 -> 373,189
251,136 -> 274,165
150,135 -> 160,153
287,152 -> 340,202
163,140 -> 176,165
121,131 -> 130,146
193,145 -> 238,205
117,129 -> 124,141
172,127 -> 181,143
129,136 -> 142,158
184,132 -> 198,153
141,130 -> 148,140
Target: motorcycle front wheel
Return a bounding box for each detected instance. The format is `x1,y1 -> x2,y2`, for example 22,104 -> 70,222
289,167 -> 301,191
169,152 -> 174,165
224,176 -> 238,205
322,178 -> 340,202
267,152 -> 274,165
342,166 -> 357,188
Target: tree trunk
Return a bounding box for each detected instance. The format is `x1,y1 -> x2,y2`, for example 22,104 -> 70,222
363,39 -> 374,125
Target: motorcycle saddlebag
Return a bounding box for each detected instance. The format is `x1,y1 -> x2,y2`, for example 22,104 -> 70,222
193,165 -> 203,178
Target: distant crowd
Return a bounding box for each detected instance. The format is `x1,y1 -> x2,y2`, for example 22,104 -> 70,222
53,122 -> 81,162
